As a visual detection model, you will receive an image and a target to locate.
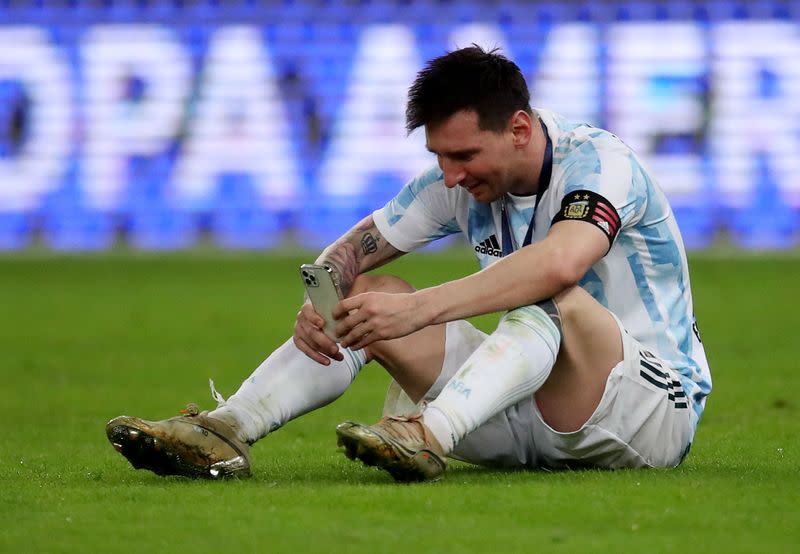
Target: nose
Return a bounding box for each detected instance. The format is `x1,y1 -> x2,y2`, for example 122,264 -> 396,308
441,158 -> 466,189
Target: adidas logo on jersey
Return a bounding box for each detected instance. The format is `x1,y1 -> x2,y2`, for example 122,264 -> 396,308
474,234 -> 502,257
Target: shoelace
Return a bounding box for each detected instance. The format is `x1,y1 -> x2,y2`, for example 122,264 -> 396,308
178,379 -> 227,417
209,379 -> 227,406
380,415 -> 445,456
379,415 -> 430,446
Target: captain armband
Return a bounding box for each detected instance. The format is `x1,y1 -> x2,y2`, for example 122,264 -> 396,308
552,190 -> 621,249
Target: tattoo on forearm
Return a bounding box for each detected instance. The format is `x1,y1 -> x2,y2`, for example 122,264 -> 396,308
319,242 -> 359,296
315,215 -> 402,296
361,232 -> 379,255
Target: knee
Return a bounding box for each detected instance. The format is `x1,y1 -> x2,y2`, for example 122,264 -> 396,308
553,285 -> 589,325
501,305 -> 544,330
500,293 -> 579,351
499,305 -> 561,358
501,304 -> 560,343
348,273 -> 415,297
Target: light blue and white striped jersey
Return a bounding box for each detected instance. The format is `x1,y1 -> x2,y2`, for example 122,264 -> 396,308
373,108 -> 712,430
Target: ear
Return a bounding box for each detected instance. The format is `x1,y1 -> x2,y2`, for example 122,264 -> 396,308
510,110 -> 533,148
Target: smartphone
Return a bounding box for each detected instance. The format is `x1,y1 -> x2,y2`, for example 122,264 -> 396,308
300,264 -> 343,341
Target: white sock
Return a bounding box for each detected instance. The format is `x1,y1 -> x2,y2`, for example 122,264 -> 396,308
422,304 -> 561,454
209,338 -> 366,443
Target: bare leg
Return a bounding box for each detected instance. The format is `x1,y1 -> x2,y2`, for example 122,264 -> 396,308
365,284 -> 623,456
354,276 -> 623,432
351,274 -> 447,404
335,281 -> 626,481
535,286 -> 623,432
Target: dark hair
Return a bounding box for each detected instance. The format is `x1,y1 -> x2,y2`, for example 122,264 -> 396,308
406,45 -> 532,134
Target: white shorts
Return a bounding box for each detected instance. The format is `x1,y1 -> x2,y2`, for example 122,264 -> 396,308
383,319 -> 694,469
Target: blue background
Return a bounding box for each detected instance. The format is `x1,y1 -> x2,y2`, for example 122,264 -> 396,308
0,0 -> 798,250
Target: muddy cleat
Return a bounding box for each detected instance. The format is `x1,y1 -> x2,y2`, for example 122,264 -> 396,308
336,415 -> 447,482
106,404 -> 251,479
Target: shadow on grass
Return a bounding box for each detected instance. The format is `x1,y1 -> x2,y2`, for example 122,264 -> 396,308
97,458 -> 646,488
96,444 -> 794,490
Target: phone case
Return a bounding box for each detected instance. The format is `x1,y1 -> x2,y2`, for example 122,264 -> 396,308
300,264 -> 343,341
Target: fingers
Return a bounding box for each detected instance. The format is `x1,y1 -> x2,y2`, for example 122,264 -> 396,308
337,323 -> 366,350
334,310 -> 363,341
293,335 -> 331,365
294,305 -> 344,364
342,330 -> 377,352
338,316 -> 384,350
299,302 -> 326,328
333,294 -> 380,348
307,322 -> 344,361
332,295 -> 361,320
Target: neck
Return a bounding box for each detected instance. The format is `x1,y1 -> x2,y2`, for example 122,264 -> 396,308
508,119 -> 547,197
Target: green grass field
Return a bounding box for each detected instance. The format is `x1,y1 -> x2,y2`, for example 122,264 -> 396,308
1,249 -> 798,553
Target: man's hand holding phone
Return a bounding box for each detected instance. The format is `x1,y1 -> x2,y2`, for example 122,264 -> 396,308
294,264 -> 345,365
292,301 -> 344,365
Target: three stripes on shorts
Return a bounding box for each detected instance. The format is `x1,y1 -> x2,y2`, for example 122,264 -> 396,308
639,350 -> 688,410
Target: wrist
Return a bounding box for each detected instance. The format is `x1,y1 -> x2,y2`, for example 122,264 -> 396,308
415,287 -> 446,327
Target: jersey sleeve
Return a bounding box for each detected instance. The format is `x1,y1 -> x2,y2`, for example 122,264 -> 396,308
372,166 -> 462,253
551,133 -> 648,248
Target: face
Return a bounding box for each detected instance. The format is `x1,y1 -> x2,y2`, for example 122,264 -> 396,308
425,109 -> 533,203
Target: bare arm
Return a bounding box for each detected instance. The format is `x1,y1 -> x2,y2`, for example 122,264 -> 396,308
333,220 -> 610,349
418,220 -> 608,323
293,214 -> 403,365
314,214 -> 404,296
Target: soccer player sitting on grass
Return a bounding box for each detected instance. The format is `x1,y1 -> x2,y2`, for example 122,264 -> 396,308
107,46 -> 712,482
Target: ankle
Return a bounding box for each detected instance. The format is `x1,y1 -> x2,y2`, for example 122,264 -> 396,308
207,406 -> 252,444
421,406 -> 455,454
